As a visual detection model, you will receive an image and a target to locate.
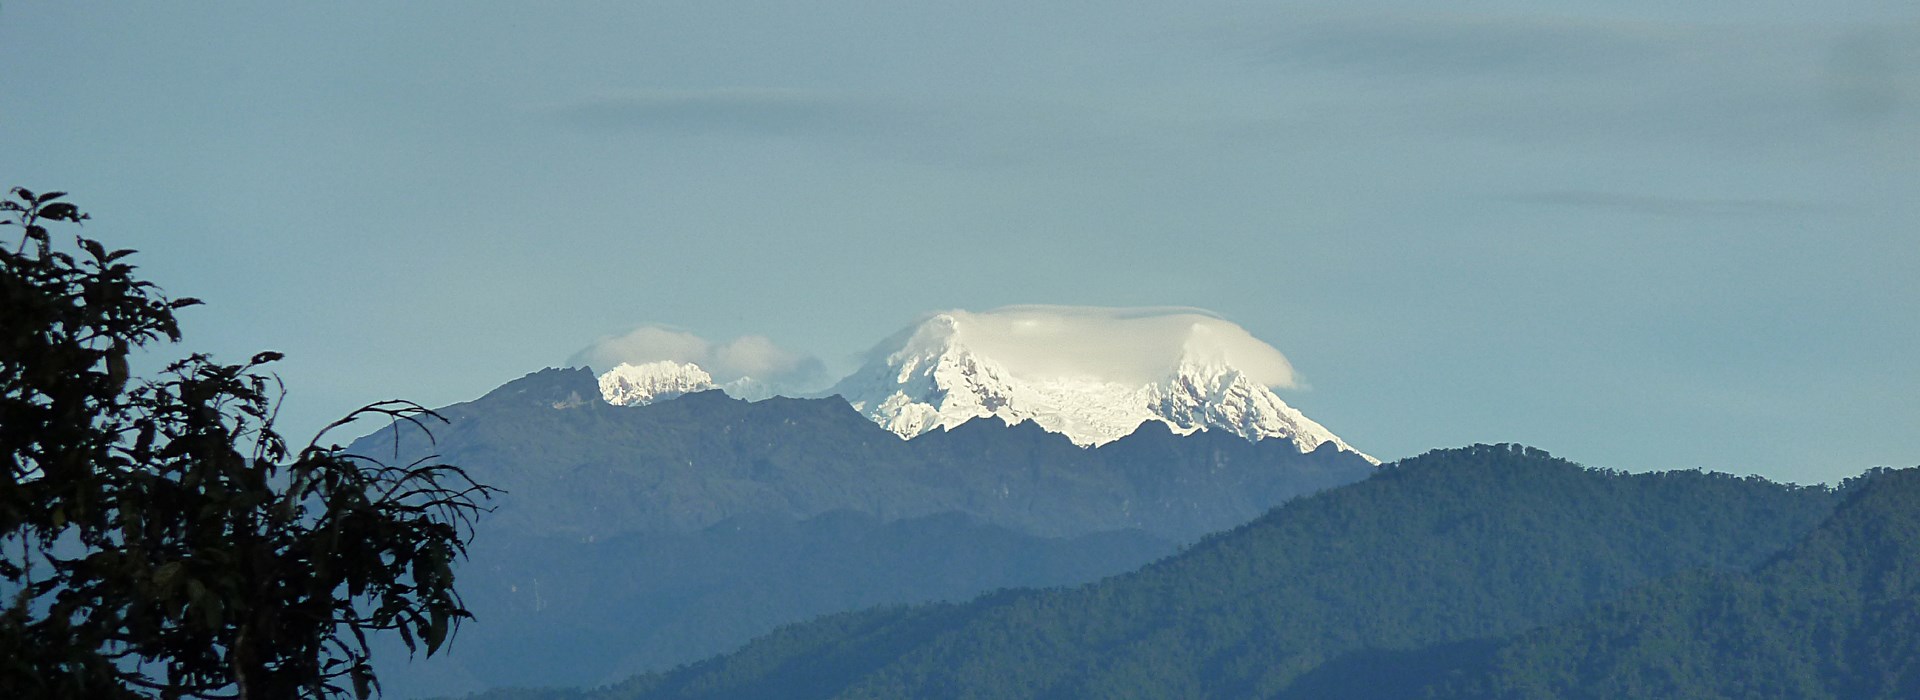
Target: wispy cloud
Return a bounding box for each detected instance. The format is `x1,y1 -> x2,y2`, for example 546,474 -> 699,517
1502,191 -> 1832,219
866,305 -> 1302,388
1260,14 -> 1677,79
1219,14 -> 1919,150
552,88 -> 898,135
570,324 -> 827,391
1822,28 -> 1919,126
545,86 -> 1161,169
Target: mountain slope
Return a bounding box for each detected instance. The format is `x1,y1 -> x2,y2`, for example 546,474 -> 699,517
537,444 -> 1839,700
356,367 -> 1374,695
362,368 -> 1374,542
380,512 -> 1171,696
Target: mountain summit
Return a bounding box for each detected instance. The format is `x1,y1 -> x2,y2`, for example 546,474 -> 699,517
597,360 -> 776,404
827,306 -> 1373,461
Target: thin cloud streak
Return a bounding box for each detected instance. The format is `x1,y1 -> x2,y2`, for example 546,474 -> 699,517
1259,14 -> 1681,78
1502,191 -> 1836,219
544,87 -> 1171,169
1215,14 -> 1919,151
552,88 -> 896,135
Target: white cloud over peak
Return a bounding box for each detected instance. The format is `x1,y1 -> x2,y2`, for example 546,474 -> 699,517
892,305 -> 1301,389
569,325 -> 827,392
572,326 -> 710,368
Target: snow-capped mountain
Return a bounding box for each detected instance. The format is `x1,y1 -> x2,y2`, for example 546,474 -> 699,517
828,307 -> 1375,462
598,360 -> 779,405
598,360 -> 717,405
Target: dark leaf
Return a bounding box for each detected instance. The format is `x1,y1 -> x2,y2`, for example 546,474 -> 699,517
425,608 -> 448,655
40,202 -> 83,222
351,664 -> 374,700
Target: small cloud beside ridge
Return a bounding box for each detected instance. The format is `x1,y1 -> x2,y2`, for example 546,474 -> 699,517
570,325 -> 827,393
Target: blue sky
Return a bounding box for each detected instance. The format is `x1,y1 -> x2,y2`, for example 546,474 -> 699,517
4,1 -> 1915,484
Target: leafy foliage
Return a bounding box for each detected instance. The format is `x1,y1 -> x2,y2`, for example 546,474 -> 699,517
0,188 -> 497,698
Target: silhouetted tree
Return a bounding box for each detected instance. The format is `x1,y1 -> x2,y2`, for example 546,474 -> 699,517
1,187 -> 497,699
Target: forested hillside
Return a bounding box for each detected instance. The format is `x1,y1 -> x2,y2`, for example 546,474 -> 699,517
1422,467 -> 1920,699
383,511 -> 1170,693
483,444 -> 1842,700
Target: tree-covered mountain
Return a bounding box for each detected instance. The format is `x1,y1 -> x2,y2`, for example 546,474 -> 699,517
1416,466 -> 1920,700
493,444 -> 1844,700
380,511 -> 1170,695
357,368 -> 1373,696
